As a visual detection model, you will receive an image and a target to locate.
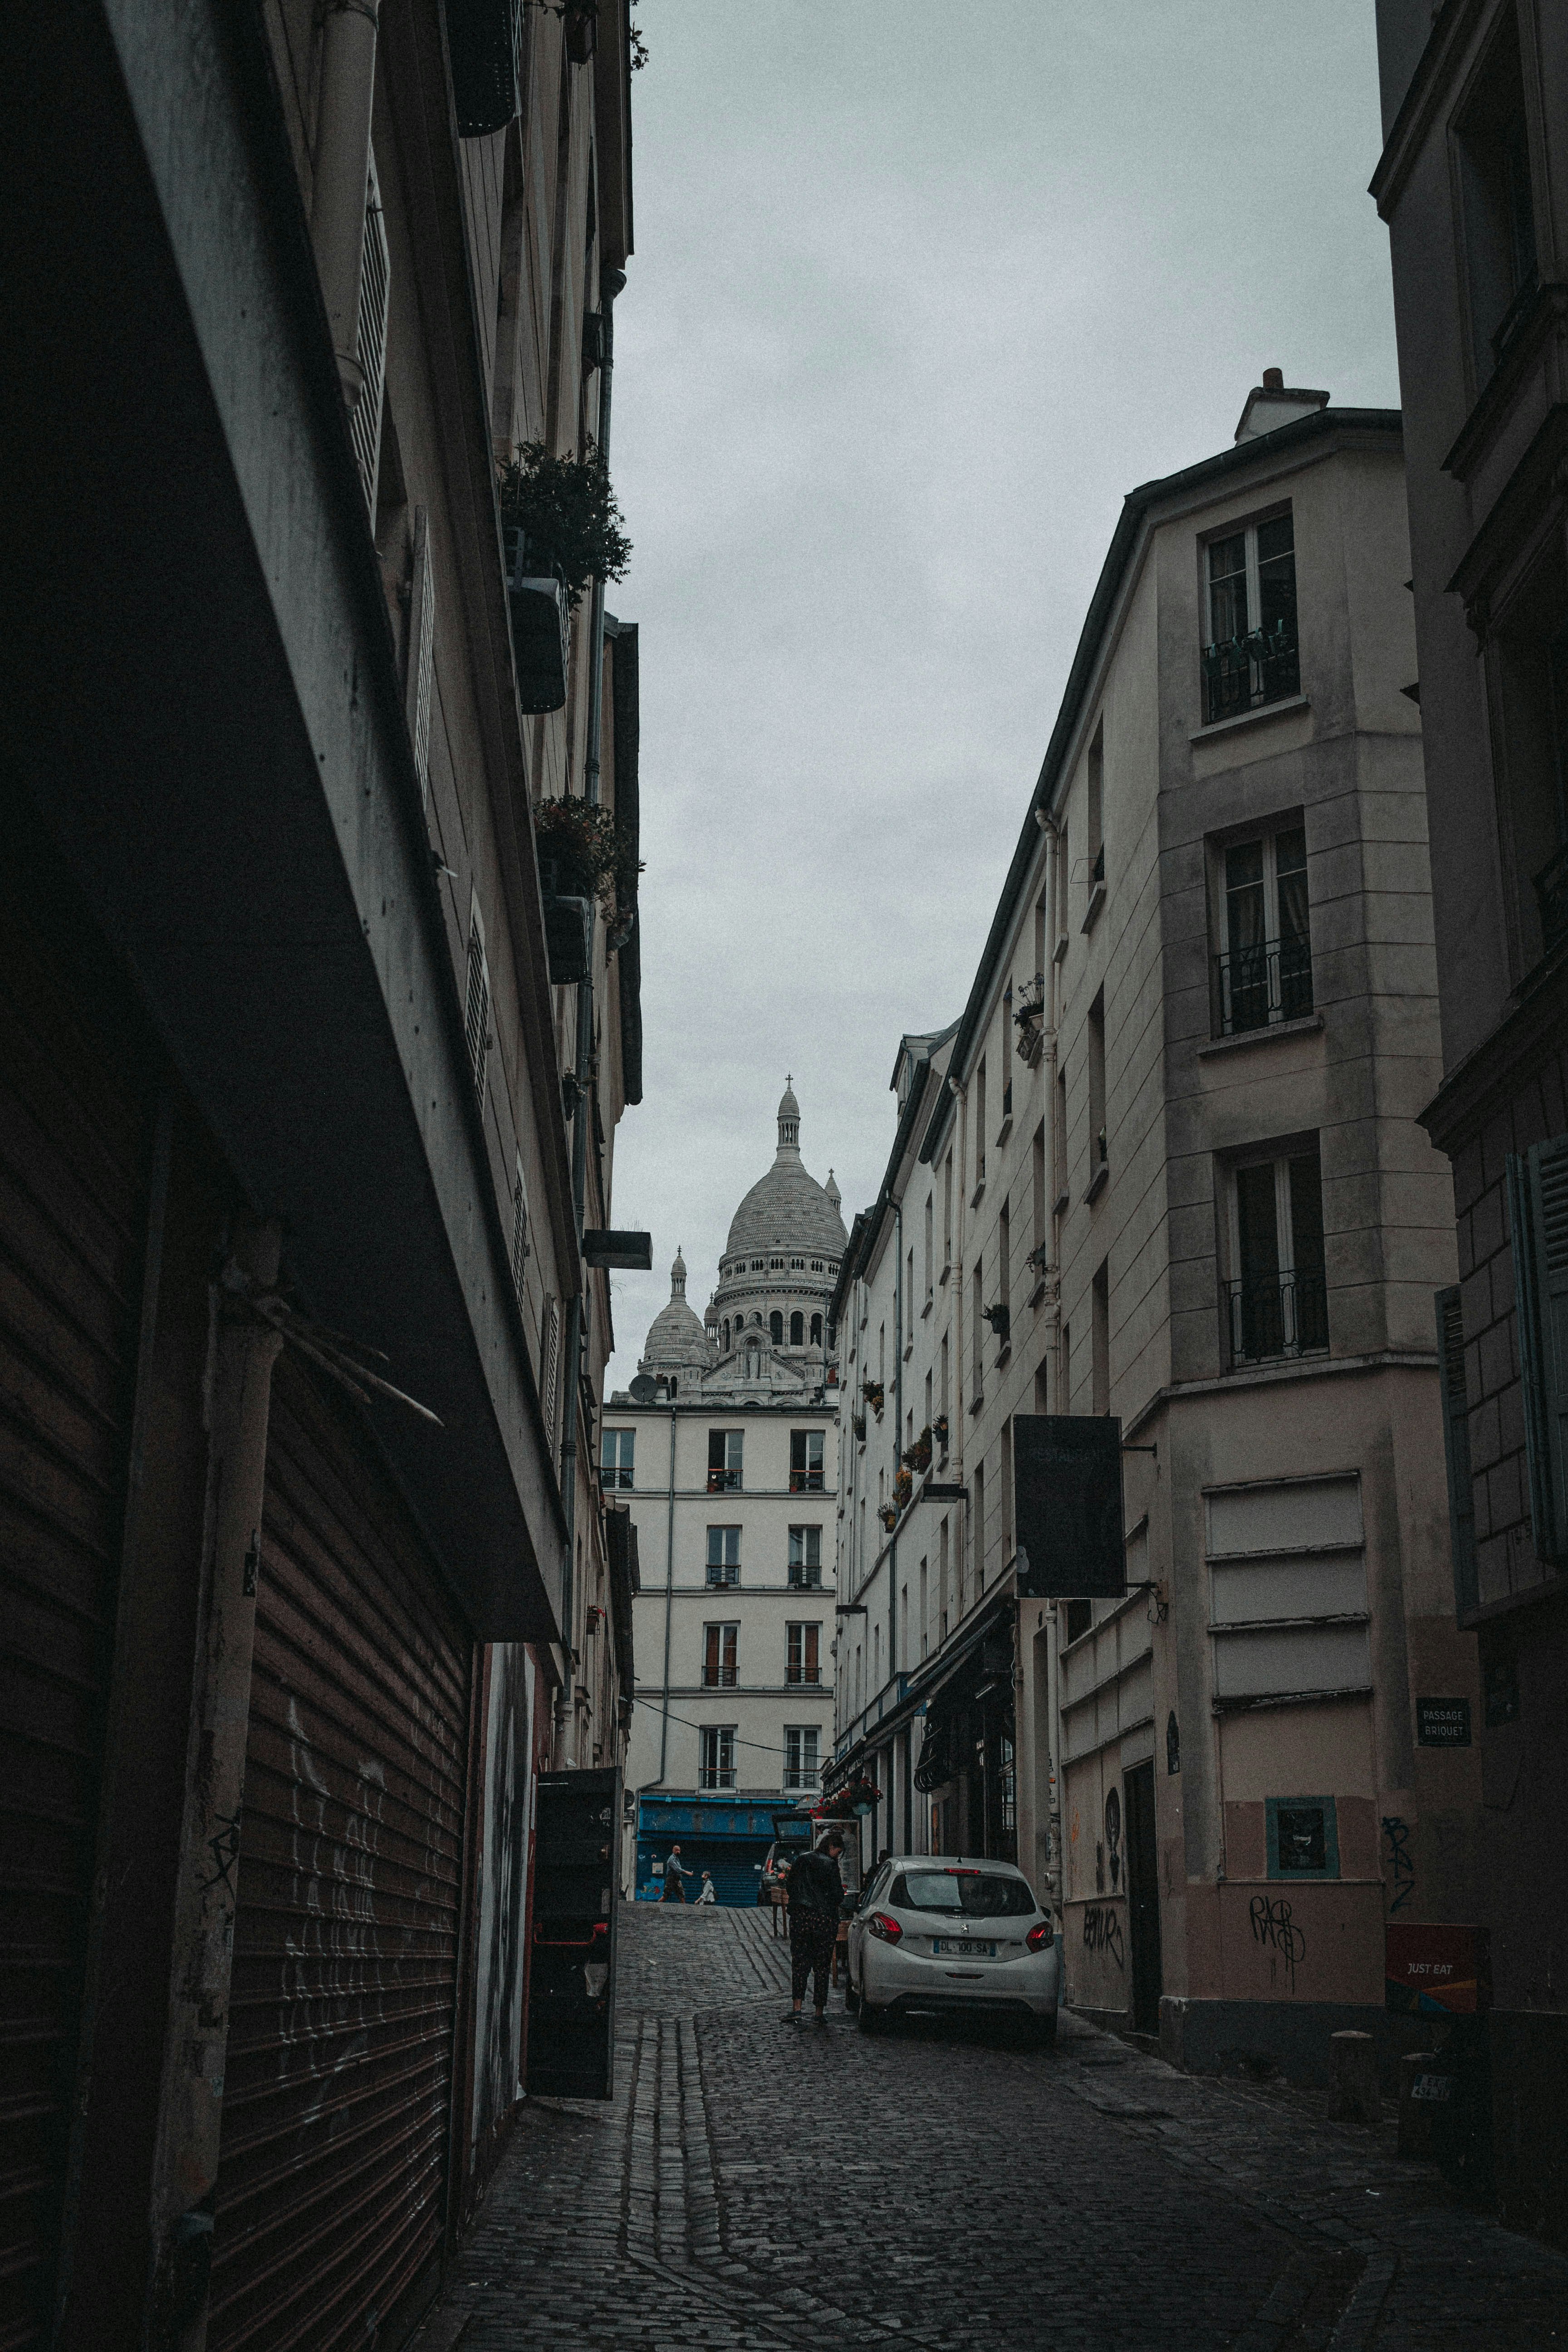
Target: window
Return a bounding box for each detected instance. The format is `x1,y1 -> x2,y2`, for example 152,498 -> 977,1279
1088,990 -> 1107,1185
1031,1122 -> 1046,1279
788,1525 -> 823,1588
464,906 -> 491,1104
1436,1286 -> 1480,1620
707,1429 -> 743,1492
1490,548 -> 1568,969
1208,1475 -> 1369,1703
706,1526 -> 741,1587
601,1428 -> 635,1490
998,1197 -> 1011,1322
1087,718 -> 1104,880
769,1310 -> 784,1344
700,1725 -> 736,1791
1201,510 -> 1299,723
971,1260 -> 984,1392
1215,821 -> 1312,1034
919,1558 -> 929,1659
786,1623 -> 821,1684
943,1151 -> 953,1268
938,1518 -> 950,1644
975,1060 -> 987,1187
790,1430 -> 824,1491
721,1318 -> 730,1352
1064,1598 -> 1092,1644
1455,14 -> 1538,381
810,1312 -> 823,1346
1266,1796 -> 1340,1881
541,1296 -> 560,1448
1092,1259 -> 1110,1416
783,1726 -> 820,1793
510,1163 -> 530,1303
352,151 -> 390,511
1227,1144 -> 1328,1365
972,1461 -> 985,1600
939,1332 -> 950,1434
924,1193 -> 934,1299
1507,1136 -> 1568,1563
703,1622 -> 738,1687
789,1310 -> 804,1346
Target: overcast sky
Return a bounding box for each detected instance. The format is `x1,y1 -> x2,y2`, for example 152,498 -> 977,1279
603,0 -> 1401,1394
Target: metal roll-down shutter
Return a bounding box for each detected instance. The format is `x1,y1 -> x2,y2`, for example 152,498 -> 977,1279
0,860 -> 149,2349
209,1356 -> 472,2351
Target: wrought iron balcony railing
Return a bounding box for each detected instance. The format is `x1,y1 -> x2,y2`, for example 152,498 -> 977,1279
788,1470 -> 825,1492
699,1767 -> 737,1791
701,1666 -> 737,1688
707,1467 -> 742,1493
1227,1270 -> 1328,1367
787,1567 -> 823,1589
1212,938 -> 1314,1036
782,1766 -> 820,1793
1535,840 -> 1568,956
784,1665 -> 822,1685
1201,621 -> 1300,725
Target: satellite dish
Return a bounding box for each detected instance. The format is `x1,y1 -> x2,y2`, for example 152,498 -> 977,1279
629,1374 -> 658,1403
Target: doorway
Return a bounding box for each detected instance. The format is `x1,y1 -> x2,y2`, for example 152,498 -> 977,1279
1124,1760 -> 1162,2035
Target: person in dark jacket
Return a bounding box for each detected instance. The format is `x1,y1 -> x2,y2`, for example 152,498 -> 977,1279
784,1831 -> 844,2024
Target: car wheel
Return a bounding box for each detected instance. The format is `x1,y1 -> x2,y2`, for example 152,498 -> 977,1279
856,1992 -> 885,2034
843,1976 -> 860,2014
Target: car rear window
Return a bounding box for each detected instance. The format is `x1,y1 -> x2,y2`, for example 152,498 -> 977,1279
893,1870 -> 1037,1918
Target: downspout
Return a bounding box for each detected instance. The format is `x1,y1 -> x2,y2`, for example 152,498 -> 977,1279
557,261 -> 626,1674
649,1398 -> 677,1789
1038,807 -> 1064,1931
890,1200 -> 903,1846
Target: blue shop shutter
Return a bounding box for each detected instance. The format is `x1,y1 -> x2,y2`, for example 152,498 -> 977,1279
1435,1286 -> 1479,1619
1510,1138 -> 1568,1562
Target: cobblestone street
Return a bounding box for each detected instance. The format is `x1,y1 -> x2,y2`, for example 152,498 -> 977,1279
412,1906 -> 1568,2352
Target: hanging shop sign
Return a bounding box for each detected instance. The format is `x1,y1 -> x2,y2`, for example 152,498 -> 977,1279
1012,1414 -> 1127,1598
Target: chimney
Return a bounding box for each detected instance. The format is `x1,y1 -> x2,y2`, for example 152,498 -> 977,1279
1262,367 -> 1284,391
1235,368 -> 1330,443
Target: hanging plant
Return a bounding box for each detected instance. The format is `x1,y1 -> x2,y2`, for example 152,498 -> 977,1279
534,794 -> 642,917
902,1426 -> 932,1475
497,439 -> 631,611
878,1504 -> 898,1532
851,1411 -> 867,1443
934,1413 -> 949,1448
861,1378 -> 885,1419
893,1466 -> 913,1506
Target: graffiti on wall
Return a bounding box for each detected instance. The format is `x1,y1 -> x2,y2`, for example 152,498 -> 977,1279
1382,1815 -> 1415,1915
1248,1893 -> 1306,1991
1082,1903 -> 1125,1970
472,1646 -> 533,2151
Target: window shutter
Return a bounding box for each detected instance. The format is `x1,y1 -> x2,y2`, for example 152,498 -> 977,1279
464,912 -> 490,1104
1435,1285 -> 1480,1617
406,504 -> 436,799
510,1167 -> 529,1302
1513,1138 -> 1568,1560
542,1296 -> 559,1452
351,149 -> 390,513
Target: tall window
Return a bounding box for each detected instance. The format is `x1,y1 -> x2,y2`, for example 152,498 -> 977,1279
700,1725 -> 736,1791
1088,990 -> 1107,1183
1202,510 -> 1299,723
1092,1259 -> 1110,1416
998,1196 -> 1011,1325
786,1622 -> 821,1684
706,1526 -> 741,1587
769,1310 -> 784,1343
703,1622 -> 738,1687
919,1557 -> 929,1659
810,1312 -> 823,1346
783,1726 -> 819,1793
940,1333 -> 950,1435
1087,718 -> 1105,890
789,1310 -> 804,1346
975,1060 -> 988,1187
788,1525 -> 822,1588
924,1193 -> 934,1298
943,1151 -> 953,1267
938,1518 -> 950,1644
1216,821 -> 1312,1034
1228,1145 -> 1328,1365
1455,13 -> 1538,380
972,1461 -> 985,1600
789,1429 -> 824,1491
707,1429 -> 743,1492
1032,1121 -> 1047,1278
464,908 -> 491,1104
601,1428 -> 635,1490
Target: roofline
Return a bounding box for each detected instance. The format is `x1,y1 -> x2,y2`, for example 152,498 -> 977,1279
832,1032 -> 955,1317
919,405 -> 1403,1167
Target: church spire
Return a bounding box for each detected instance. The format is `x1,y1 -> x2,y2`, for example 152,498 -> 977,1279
777,1076 -> 800,1156
670,1246 -> 687,1297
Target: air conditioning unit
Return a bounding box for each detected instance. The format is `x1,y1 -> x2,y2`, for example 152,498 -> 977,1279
502,524 -> 569,713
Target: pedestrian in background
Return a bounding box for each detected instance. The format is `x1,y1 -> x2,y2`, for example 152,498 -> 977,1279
661,1844 -> 688,1903
769,1858 -> 789,1940
696,1871 -> 717,1905
784,1831 -> 844,2025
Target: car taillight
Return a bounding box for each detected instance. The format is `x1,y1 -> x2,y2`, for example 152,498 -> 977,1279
1026,1921 -> 1053,1951
867,1911 -> 902,1943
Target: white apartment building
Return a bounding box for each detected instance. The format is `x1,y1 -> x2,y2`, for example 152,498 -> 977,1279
832,380 -> 1484,2083
608,1090 -> 844,1900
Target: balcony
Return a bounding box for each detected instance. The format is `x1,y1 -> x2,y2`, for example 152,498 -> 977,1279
501,525 -> 569,714
1536,841 -> 1568,956
782,1767 -> 820,1793
699,1766 -> 737,1792
785,1666 -> 822,1685
788,1470 -> 825,1493
705,1566 -> 740,1588
1201,622 -> 1300,726
701,1666 -> 737,1689
1226,1270 -> 1328,1367
787,1568 -> 823,1590
707,1467 -> 742,1494
1212,938 -> 1313,1037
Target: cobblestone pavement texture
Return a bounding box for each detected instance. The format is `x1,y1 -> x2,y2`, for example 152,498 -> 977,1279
412,1905 -> 1568,2351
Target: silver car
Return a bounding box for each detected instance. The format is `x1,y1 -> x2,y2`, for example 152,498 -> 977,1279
845,1855 -> 1060,2047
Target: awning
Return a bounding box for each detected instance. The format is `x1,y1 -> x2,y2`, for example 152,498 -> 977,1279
841,1589 -> 1017,1771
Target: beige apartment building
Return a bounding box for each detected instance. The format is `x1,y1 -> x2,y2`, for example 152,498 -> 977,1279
834,382 -> 1483,2082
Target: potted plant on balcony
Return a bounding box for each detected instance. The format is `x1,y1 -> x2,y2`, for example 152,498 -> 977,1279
533,795 -> 641,985
933,1413 -> 949,1451
861,1378 -> 884,1420
878,1504 -> 898,1532
893,1466 -> 913,1510
851,1411 -> 867,1444
902,1426 -> 932,1475
496,439 -> 631,712
1014,975 -> 1045,1065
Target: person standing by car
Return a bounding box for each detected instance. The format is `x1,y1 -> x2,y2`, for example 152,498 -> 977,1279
661,1844 -> 688,1903
784,1831 -> 844,2025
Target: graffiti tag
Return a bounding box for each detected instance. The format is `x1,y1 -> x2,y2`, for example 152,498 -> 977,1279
1248,1894 -> 1306,1990
1382,1816 -> 1415,1915
198,1809 -> 242,1901
1082,1903 -> 1125,1970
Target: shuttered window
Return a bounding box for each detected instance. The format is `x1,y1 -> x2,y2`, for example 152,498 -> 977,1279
510,1162 -> 529,1304
464,910 -> 490,1107
1436,1285 -> 1480,1618
702,1622 -> 738,1687
351,150 -> 390,513
209,1354 -> 471,2351
541,1296 -> 559,1455
1509,1137 -> 1568,1562
405,504 -> 435,799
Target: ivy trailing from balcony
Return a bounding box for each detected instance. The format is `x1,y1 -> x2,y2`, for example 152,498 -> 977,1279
497,440 -> 631,611
902,1426 -> 932,1475
861,1378 -> 885,1420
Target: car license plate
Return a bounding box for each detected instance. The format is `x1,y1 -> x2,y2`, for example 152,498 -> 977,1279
932,1939 -> 995,1958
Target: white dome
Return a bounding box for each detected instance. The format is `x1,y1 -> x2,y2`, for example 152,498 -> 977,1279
723,1084 -> 847,1264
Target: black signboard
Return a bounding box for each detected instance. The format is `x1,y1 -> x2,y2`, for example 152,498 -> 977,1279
525,1767 -> 620,2100
1012,1414 -> 1127,1598
1417,1696 -> 1471,1748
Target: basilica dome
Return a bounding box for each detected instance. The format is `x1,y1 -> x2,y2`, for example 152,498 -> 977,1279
722,1083 -> 848,1268
639,1249 -> 713,1374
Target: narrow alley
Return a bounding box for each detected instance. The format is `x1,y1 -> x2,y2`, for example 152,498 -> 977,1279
412,1908 -> 1567,2352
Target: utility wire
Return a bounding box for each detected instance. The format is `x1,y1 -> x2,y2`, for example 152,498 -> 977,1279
629,1692 -> 818,1761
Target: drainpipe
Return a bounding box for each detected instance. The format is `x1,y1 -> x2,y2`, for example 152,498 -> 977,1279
146,1219 -> 284,2351
648,1399 -> 677,1790
310,0 -> 381,407
557,262 -> 626,1683
890,1201 -> 903,1844
1038,807 -> 1065,1931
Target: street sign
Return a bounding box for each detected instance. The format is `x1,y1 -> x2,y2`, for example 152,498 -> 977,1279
526,1767 -> 621,2098
1385,1921 -> 1489,2016
1012,1414 -> 1127,1597
1416,1696 -> 1471,1747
